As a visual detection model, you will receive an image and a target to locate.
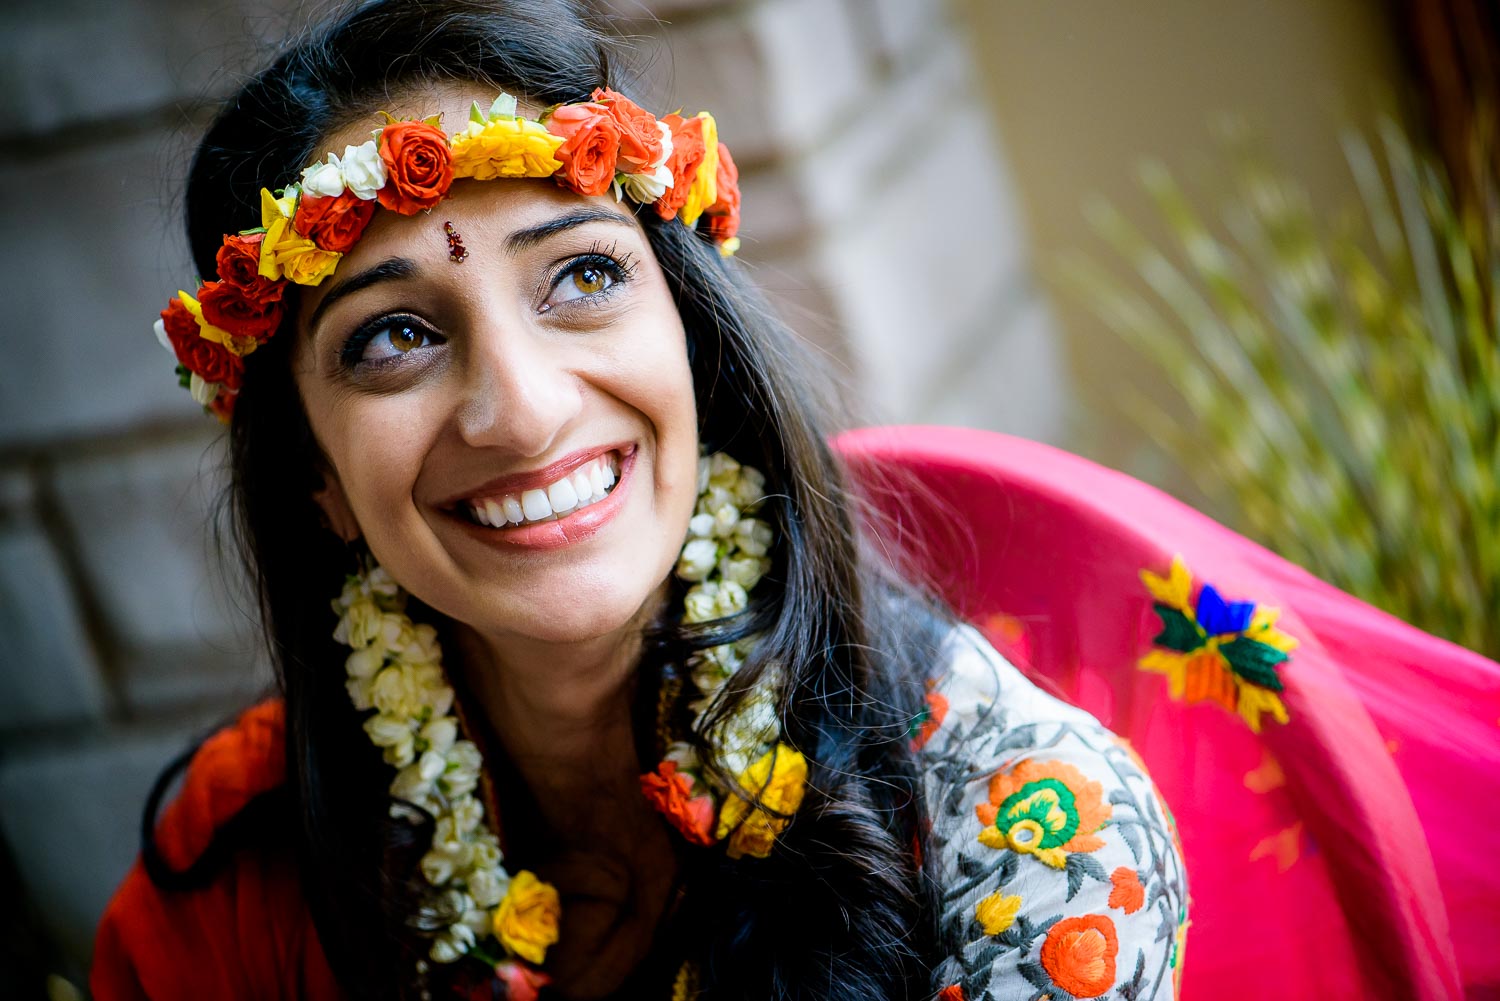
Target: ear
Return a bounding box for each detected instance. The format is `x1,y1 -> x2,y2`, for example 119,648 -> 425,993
312,470 -> 362,543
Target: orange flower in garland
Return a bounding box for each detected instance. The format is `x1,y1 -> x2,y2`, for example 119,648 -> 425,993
197,280 -> 283,342
1039,914 -> 1119,998
377,119 -> 454,214
293,189 -> 378,253
546,101 -> 621,197
640,760 -> 716,846
975,759 -> 1111,869
591,88 -> 665,172
654,113 -> 707,221
702,142 -> 741,252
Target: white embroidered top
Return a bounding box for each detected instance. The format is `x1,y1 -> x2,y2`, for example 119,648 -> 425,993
920,626 -> 1189,1001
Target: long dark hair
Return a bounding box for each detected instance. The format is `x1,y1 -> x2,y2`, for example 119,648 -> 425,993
151,2 -> 957,997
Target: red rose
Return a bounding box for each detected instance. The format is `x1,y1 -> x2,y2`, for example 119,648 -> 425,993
198,279 -> 283,342
494,960 -> 550,1001
377,120 -> 454,215
183,335 -> 244,391
215,234 -> 265,288
654,114 -> 706,221
546,102 -> 621,197
159,297 -> 202,365
591,88 -> 664,173
702,142 -> 741,243
639,761 -> 716,846
293,189 -> 377,253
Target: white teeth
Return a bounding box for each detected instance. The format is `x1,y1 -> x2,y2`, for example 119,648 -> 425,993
466,452 -> 623,528
521,489 -> 552,521
547,476 -> 578,513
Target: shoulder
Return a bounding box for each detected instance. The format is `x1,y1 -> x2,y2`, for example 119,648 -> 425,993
91,700 -> 340,1001
916,626 -> 1189,1001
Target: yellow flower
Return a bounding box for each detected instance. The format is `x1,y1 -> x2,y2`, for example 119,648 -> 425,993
715,743 -> 807,860
450,118 -> 563,181
493,870 -> 560,965
257,187 -> 341,286
677,112 -> 719,227
975,892 -> 1023,936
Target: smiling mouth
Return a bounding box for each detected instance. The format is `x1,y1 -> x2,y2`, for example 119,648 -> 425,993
460,451 -> 622,528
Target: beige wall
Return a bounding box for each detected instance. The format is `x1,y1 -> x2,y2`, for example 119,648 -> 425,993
951,0 -> 1405,480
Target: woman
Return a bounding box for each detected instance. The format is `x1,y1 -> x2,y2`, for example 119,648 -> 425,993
93,2 -> 1186,998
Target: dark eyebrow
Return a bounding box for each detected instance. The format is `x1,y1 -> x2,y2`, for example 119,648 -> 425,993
504,208 -> 637,254
309,257 -> 417,330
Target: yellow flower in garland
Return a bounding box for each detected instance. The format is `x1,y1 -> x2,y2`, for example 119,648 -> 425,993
493,870 -> 561,965
677,111 -> 719,227
1139,555 -> 1298,731
715,743 -> 808,860
174,291 -> 257,357
451,99 -> 564,181
975,759 -> 1111,869
257,187 -> 341,286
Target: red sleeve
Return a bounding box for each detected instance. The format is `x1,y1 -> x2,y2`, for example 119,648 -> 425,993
90,701 -> 342,1001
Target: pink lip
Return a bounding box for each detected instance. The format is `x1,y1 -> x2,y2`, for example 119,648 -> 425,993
450,446 -> 637,551
442,442 -> 632,506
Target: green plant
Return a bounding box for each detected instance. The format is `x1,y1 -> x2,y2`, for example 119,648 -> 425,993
1062,119 -> 1499,657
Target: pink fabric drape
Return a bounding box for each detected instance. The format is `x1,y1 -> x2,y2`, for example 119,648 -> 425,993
837,426 -> 1500,1000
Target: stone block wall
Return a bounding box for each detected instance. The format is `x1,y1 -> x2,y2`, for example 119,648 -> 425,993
0,0 -> 1059,988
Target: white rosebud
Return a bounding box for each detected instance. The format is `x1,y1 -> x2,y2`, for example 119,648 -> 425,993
734,518 -> 774,558
682,584 -> 719,624
467,867 -> 507,908
188,373 -> 219,407
616,161 -> 673,203
421,716 -> 458,756
719,554 -> 768,591
340,140 -> 387,199
715,581 -> 749,616
712,504 -> 740,538
153,317 -> 173,353
345,645 -> 384,680
676,538 -> 719,582
688,512 -> 716,538
300,157 -> 346,198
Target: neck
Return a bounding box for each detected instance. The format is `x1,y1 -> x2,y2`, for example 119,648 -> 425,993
450,582 -> 668,837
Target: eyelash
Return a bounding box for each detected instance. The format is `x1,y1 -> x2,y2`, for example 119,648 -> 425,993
337,245 -> 639,371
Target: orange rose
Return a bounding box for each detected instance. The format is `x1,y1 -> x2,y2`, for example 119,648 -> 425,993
654,114 -> 707,221
546,102 -> 621,197
377,120 -> 453,215
182,335 -> 244,391
494,960 -> 550,1001
197,279 -> 283,341
214,234 -> 282,296
702,142 -> 741,244
591,88 -> 663,172
293,189 -> 377,253
640,761 -> 716,846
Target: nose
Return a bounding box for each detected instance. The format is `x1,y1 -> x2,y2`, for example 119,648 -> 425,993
455,321 -> 583,458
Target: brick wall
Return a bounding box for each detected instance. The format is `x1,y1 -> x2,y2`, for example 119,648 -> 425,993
0,0 -> 1058,987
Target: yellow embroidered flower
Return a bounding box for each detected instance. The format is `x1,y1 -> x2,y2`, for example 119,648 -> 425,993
450,117 -> 564,181
715,743 -> 807,859
975,891 -> 1023,935
493,870 -> 561,965
975,759 -> 1111,869
257,187 -> 341,286
677,111 -> 719,227
1139,556 -> 1298,731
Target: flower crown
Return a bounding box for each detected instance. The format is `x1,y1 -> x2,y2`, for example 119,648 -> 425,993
153,90 -> 742,422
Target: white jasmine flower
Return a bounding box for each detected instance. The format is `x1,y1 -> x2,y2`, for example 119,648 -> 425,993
719,554 -> 769,591
733,466 -> 767,509
697,454 -> 712,493
339,140 -> 387,199
429,923 -> 475,963
345,645 -> 384,680
711,503 -> 740,537
714,683 -> 780,776
443,741 -> 483,798
676,538 -> 719,581
682,584 -> 719,624
345,675 -> 376,712
421,848 -> 456,886
715,581 -> 749,616
734,517 -> 774,558
707,452 -> 741,486
467,867 -> 508,908
419,716 -> 457,757
688,512 -> 716,538
364,713 -> 416,767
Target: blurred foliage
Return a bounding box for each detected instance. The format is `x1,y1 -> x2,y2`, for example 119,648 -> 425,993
1062,118 -> 1499,658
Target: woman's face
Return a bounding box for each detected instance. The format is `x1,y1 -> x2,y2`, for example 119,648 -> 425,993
295,86 -> 700,650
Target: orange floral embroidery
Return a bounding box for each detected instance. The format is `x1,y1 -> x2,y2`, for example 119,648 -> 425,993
1107,867 -> 1145,914
909,689 -> 949,750
1040,914 -> 1119,998
975,759 -> 1111,868
937,986 -> 964,1001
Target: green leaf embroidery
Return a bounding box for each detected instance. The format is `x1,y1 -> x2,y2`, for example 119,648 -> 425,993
1151,604 -> 1206,652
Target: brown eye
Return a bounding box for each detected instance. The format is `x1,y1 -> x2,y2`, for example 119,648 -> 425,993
572,265 -> 608,295
340,316 -> 440,369
389,324 -> 422,353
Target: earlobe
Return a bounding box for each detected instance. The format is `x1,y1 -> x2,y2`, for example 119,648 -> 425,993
313,472 -> 362,542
